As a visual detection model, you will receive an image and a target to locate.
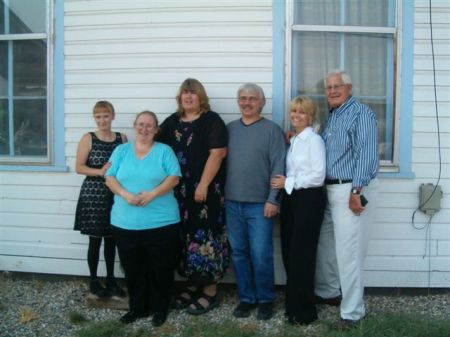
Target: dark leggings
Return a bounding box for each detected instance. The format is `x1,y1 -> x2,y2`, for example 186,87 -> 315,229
87,236 -> 116,280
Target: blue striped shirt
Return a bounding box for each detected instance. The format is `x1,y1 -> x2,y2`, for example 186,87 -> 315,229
322,96 -> 379,188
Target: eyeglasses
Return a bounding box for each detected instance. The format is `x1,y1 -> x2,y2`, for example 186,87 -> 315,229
135,123 -> 156,129
238,96 -> 260,103
325,84 -> 347,91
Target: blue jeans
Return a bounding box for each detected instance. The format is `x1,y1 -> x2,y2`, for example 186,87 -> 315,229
225,200 -> 276,304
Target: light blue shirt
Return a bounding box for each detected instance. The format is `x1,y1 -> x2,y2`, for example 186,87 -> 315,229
105,142 -> 181,230
322,96 -> 379,188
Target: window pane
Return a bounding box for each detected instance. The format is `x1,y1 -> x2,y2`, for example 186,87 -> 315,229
346,0 -> 395,27
7,0 -> 47,34
13,99 -> 47,156
291,31 -> 394,161
294,0 -> 395,27
0,99 -> 9,155
0,0 -> 49,163
0,1 -> 4,34
13,39 -> 47,96
0,41 -> 7,96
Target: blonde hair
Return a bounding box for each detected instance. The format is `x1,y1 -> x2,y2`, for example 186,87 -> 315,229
289,96 -> 316,126
93,100 -> 115,116
176,78 -> 211,115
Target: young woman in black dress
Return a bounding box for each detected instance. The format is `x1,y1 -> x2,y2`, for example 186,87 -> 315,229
74,101 -> 127,297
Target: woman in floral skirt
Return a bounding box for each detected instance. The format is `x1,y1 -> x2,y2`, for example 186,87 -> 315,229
158,78 -> 228,315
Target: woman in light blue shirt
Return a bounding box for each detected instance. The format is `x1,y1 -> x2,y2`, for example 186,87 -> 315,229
105,110 -> 181,327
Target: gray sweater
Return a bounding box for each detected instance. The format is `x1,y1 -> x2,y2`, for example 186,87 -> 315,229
225,118 -> 286,205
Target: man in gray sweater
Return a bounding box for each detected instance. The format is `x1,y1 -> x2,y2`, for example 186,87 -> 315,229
225,83 -> 286,320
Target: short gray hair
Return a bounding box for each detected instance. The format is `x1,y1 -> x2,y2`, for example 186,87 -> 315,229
237,83 -> 266,106
325,69 -> 352,85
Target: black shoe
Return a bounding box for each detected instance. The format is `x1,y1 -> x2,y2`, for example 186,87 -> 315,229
119,311 -> 149,324
232,302 -> 258,318
151,312 -> 167,327
287,314 -> 318,326
89,279 -> 111,298
312,295 -> 342,307
106,278 -> 126,297
331,318 -> 361,331
257,302 -> 274,321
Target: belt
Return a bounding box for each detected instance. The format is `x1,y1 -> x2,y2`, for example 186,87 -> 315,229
325,178 -> 352,185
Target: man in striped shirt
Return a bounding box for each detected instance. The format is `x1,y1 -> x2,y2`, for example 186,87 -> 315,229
314,70 -> 379,330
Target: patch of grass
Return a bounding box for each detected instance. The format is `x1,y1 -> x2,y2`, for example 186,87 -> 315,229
68,312 -> 450,337
74,320 -> 134,337
321,313 -> 450,337
68,310 -> 89,324
74,320 -> 162,337
277,322 -> 325,337
132,327 -> 154,337
180,318 -> 263,337
175,313 -> 450,337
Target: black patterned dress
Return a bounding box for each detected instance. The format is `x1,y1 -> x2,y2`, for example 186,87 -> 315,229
74,132 -> 123,237
158,111 -> 229,285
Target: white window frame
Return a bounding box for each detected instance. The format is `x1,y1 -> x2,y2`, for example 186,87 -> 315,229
284,0 -> 402,171
0,0 -> 54,165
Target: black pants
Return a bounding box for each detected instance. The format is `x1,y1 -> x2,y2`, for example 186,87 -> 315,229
280,187 -> 326,324
113,224 -> 178,314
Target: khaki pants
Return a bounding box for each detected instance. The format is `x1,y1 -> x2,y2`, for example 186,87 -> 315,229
315,179 -> 378,320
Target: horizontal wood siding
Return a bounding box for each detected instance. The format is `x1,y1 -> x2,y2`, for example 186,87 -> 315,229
374,0 -> 450,287
0,0 -> 449,287
0,0 -> 274,281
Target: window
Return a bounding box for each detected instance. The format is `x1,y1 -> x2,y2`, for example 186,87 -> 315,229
286,0 -> 400,167
0,0 -> 51,164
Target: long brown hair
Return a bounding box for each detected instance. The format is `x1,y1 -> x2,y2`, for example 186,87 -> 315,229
175,78 -> 211,115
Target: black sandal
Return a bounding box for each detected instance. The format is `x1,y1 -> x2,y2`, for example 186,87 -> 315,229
173,288 -> 199,310
186,293 -> 219,315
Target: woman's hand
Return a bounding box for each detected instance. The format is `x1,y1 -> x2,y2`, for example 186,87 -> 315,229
122,191 -> 142,206
271,174 -> 286,189
137,191 -> 157,206
100,162 -> 111,177
194,183 -> 208,203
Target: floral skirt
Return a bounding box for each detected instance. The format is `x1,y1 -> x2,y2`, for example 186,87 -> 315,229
178,227 -> 229,286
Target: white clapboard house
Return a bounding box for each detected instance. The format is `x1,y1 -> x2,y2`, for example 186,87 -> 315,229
0,0 -> 449,288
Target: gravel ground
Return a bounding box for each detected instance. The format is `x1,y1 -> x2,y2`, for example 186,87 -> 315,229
0,272 -> 449,337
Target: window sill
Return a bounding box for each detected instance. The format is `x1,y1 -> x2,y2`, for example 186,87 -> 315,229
378,170 -> 415,179
0,165 -> 69,172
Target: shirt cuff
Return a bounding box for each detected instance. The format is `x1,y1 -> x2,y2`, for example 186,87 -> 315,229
267,189 -> 281,206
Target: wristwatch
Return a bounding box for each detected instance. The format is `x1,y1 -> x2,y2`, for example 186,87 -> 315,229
351,188 -> 361,195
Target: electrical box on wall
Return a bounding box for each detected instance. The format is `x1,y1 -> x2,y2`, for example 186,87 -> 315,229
419,183 -> 443,215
